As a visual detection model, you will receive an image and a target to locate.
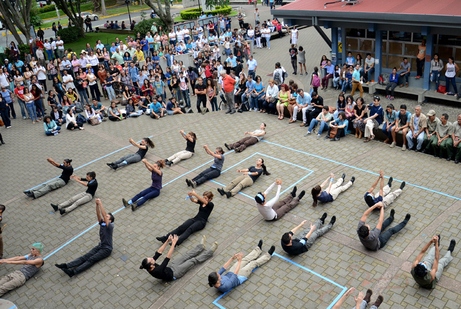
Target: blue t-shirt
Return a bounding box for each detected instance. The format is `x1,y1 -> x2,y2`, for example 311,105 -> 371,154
129,67 -> 139,82
165,73 -> 172,86
226,56 -> 237,68
166,101 -> 174,111
318,191 -> 333,203
334,118 -> 349,134
147,37 -> 154,49
141,39 -> 149,51
216,267 -> 244,293
364,192 -> 383,207
149,102 -> 162,113
246,80 -> 256,92
297,93 -> 311,106
254,82 -> 264,93
369,104 -> 384,125
154,80 -> 165,94
110,46 -> 117,54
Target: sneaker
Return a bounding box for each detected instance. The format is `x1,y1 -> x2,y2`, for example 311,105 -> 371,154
51,203 -> 59,212
131,203 -> 137,211
404,213 -> 411,221
55,263 -> 68,269
329,216 -> 336,226
211,242 -> 219,253
165,160 -> 173,166
225,191 -> 232,199
191,180 -> 197,188
156,236 -> 167,243
390,209 -> 395,219
290,186 -> 297,197
185,179 -> 191,187
217,188 -> 225,196
448,239 -> 456,253
300,123 -> 306,127
350,176 -> 355,183
317,134 -> 321,140
388,177 -> 393,187
305,131 -> 311,136
298,190 -> 305,200
59,208 -> 66,215
258,239 -> 263,249
341,173 -> 346,180
400,181 -> 406,190
390,142 -> 396,148
224,143 -> 231,151
320,212 -> 328,224
402,145 -> 407,151
122,198 -> 129,207
386,95 -> 390,100
268,245 -> 276,255
62,268 -> 75,277
390,96 -> 394,100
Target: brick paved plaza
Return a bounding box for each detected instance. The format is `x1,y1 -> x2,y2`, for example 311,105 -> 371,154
0,5 -> 460,309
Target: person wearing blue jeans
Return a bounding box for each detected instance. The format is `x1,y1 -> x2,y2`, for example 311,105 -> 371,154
357,201 -> 410,251
123,159 -> 164,211
405,105 -> 427,151
341,66 -> 353,93
250,76 -> 264,111
364,53 -> 375,83
397,58 -> 411,87
305,106 -> 333,138
382,104 -> 397,143
430,54 -> 443,91
444,57 -> 459,97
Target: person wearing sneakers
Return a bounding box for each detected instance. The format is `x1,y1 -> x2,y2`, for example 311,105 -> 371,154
165,130 -> 197,166
446,113 -> 461,164
186,146 -> 225,188
50,171 -> 98,215
217,158 -> 270,198
397,57 -> 411,88
291,89 -> 311,125
332,287 -> 384,309
141,234 -> 217,282
0,243 -> 44,297
107,138 -> 155,170
281,213 -> 336,255
122,159 -> 164,211
426,113 -> 452,158
224,123 -> 266,153
386,68 -> 399,100
55,199 -> 114,277
411,235 -> 456,289
357,202 -> 411,251
24,158 -> 73,199
311,173 -> 355,207
389,104 -> 411,149
156,191 -> 214,246
255,180 -> 305,221
405,105 -> 427,151
363,96 -> 383,143
422,110 -> 440,153
364,170 -> 405,209
208,240 -> 275,293
305,105 -> 333,139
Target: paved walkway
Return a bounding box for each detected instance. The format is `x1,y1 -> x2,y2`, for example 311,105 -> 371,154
0,5 -> 460,309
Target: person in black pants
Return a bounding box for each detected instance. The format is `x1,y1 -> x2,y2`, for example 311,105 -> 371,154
156,191 -> 214,246
305,92 -> 324,127
194,77 -> 207,114
186,145 -> 225,188
0,93 -> 11,129
55,199 -> 114,277
326,112 -> 349,142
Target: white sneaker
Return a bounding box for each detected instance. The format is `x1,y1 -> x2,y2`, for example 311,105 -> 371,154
304,131 -> 311,136
317,134 -> 321,140
402,145 -> 407,151
390,142 -> 396,148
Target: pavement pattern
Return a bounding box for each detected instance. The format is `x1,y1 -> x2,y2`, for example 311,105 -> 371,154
0,5 -> 460,309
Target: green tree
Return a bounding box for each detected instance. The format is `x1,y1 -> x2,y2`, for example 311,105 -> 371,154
0,0 -> 35,44
144,0 -> 173,31
53,0 -> 85,38
205,0 -> 229,10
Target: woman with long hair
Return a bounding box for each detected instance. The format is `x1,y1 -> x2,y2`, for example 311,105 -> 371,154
206,78 -> 217,111
353,97 -> 368,139
43,115 -> 61,135
165,130 -> 197,166
23,87 -> 38,123
217,158 -> 270,198
276,84 -> 290,120
31,84 -> 45,120
122,159 -> 164,211
65,108 -> 84,130
156,190 -> 215,246
186,145 -> 225,188
107,138 -> 155,170
311,173 -> 355,207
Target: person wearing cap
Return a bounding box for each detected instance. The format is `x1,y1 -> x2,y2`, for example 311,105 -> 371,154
411,235 -> 456,289
208,240 -> 275,293
255,179 -> 305,221
446,113 -> 461,164
405,105 -> 427,151
0,242 -> 44,297
422,109 -> 440,152
425,113 -> 452,158
24,158 -> 73,199
357,201 -> 410,251
363,170 -> 405,209
55,199 -> 114,277
281,214 -> 336,255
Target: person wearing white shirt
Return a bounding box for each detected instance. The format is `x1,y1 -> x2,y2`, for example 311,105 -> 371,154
51,39 -> 57,58
255,179 -> 305,221
197,26 -> 204,39
79,53 -> 89,69
62,71 -> 75,90
44,40 -> 53,61
293,89 -> 312,124
176,27 -> 184,42
65,108 -> 84,130
261,79 -> 279,113
34,64 -> 48,91
87,51 -> 99,73
56,37 -> 65,58
291,26 -> 298,46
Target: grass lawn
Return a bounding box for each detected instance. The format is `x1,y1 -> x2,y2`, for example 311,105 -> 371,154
64,32 -> 129,52
104,4 -> 145,17
39,3 -> 94,20
174,10 -> 238,22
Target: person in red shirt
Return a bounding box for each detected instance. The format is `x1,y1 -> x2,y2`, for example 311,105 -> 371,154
14,82 -> 27,119
221,71 -> 236,114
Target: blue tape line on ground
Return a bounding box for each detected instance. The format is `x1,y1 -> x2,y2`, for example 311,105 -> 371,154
327,287 -> 348,309
8,305 -> 17,309
262,140 -> 461,201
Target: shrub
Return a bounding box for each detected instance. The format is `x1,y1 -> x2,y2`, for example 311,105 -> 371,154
57,26 -> 80,43
180,5 -> 232,20
38,4 -> 56,13
133,18 -> 167,36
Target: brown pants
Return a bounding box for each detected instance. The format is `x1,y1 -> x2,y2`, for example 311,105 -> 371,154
351,81 -> 364,97
273,194 -> 300,220
228,136 -> 258,152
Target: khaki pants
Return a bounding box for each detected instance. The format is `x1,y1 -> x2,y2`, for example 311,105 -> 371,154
168,150 -> 194,164
224,175 -> 254,196
375,185 -> 402,208
351,81 -> 363,97
229,247 -> 271,278
0,234 -> 3,258
31,178 -> 66,198
0,270 -> 26,297
169,244 -> 213,279
330,178 -> 353,200
58,192 -> 93,213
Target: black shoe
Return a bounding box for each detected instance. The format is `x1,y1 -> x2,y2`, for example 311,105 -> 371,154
62,268 -> 74,277
51,203 -> 59,212
331,137 -> 340,141
225,191 -> 232,199
224,143 -> 231,151
225,110 -> 231,114
106,163 -> 113,169
166,161 -> 173,166
55,263 -> 68,269
238,109 -> 243,113
165,159 -> 170,164
131,201 -> 138,211
455,160 -> 459,164
268,245 -> 275,255
291,186 -> 297,197
156,236 -> 167,243
350,176 -> 355,183
341,173 -> 346,180
404,213 -> 411,221
257,239 -> 263,249
217,188 -> 225,196
422,148 -> 428,154
230,110 -> 236,114
388,177 -> 393,187
234,147 -> 241,153
330,216 -> 336,226
446,157 -> 451,161
364,289 -> 373,303
59,208 -> 66,215
324,135 -> 330,140
400,181 -> 406,190
298,190 -> 305,200
185,179 -> 192,187
122,198 -> 129,207
113,164 -> 118,170
390,209 -> 395,219
320,212 -> 327,224
448,239 -> 456,253
437,234 -> 441,247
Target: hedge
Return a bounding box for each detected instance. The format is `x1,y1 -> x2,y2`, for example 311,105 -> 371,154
180,5 -> 232,20
57,26 -> 81,43
38,4 -> 56,13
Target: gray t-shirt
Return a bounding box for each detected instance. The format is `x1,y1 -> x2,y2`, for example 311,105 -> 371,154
357,220 -> 380,251
211,154 -> 224,171
400,61 -> 411,72
99,221 -> 114,251
20,255 -> 43,280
